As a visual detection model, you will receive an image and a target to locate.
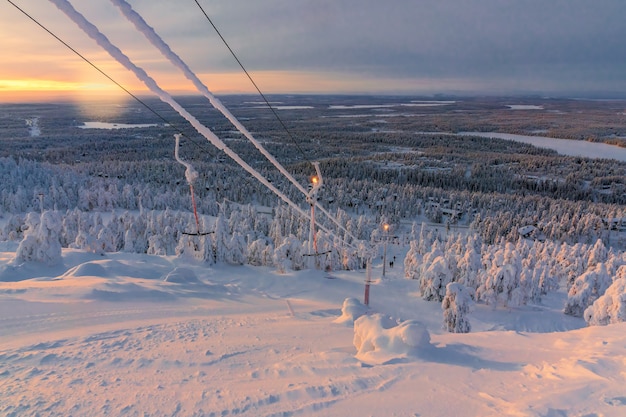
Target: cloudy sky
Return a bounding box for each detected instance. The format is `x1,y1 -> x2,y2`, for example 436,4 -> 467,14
2,0 -> 626,101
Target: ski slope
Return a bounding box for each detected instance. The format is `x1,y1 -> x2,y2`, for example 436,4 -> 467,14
2,246 -> 626,417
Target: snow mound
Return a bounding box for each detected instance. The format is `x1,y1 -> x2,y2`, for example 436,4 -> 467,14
334,297 -> 368,325
63,262 -> 110,278
163,267 -> 199,283
353,314 -> 431,365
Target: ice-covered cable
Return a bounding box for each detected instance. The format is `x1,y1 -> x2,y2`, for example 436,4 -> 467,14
48,0 -> 322,232
109,0 -> 359,245
110,0 -> 310,197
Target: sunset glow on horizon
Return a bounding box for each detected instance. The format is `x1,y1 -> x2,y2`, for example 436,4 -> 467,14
2,0 -> 626,103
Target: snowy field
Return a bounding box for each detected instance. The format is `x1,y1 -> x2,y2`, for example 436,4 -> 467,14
2,245 -> 626,417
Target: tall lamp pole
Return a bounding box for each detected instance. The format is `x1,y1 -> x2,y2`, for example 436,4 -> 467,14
382,223 -> 389,277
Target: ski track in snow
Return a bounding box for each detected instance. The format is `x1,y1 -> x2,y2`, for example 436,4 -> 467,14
2,249 -> 626,416
0,305 -> 402,417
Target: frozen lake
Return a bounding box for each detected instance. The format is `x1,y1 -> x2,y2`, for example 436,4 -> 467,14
79,121 -> 159,129
458,132 -> 626,162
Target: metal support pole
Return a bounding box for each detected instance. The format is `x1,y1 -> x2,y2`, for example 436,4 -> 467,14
364,259 -> 372,306
382,223 -> 389,277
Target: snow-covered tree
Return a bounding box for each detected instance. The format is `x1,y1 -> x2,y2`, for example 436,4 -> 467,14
420,255 -> 452,302
442,282 -> 472,333
273,235 -> 305,273
476,242 -> 522,307
226,232 -> 247,265
564,262 -> 612,317
247,238 -> 271,266
13,211 -> 63,266
404,240 -> 421,280
212,212 -> 228,263
584,265 -> 626,325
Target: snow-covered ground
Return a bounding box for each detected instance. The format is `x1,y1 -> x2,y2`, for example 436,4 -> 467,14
2,246 -> 626,417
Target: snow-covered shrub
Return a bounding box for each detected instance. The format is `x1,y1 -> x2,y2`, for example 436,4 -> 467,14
334,297 -> 367,326
353,314 -> 430,365
13,211 -> 63,266
564,263 -> 612,317
442,283 -> 472,333
584,266 -> 626,325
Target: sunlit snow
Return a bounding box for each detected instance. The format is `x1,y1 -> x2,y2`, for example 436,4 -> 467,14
2,244 -> 626,416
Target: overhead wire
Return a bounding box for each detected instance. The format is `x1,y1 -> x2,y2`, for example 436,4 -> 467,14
47,0 -> 336,239
192,0 -> 313,168
10,0 -> 361,252
110,0 -> 311,200
191,0 -> 361,245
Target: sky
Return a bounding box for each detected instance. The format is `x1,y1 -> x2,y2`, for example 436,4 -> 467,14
2,0 -> 626,102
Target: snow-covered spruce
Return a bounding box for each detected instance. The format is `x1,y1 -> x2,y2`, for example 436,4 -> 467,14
584,265 -> 626,325
442,282 -> 472,333
564,262 -> 612,317
13,211 -> 63,266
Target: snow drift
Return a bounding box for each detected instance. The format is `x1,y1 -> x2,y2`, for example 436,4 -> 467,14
353,313 -> 431,364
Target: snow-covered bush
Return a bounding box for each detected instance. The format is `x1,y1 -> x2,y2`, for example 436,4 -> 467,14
334,297 -> 368,326
584,266 -> 626,325
564,263 -> 612,317
353,314 -> 430,365
442,283 -> 472,333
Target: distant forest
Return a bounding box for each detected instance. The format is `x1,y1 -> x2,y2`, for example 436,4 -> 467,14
2,95 -> 626,249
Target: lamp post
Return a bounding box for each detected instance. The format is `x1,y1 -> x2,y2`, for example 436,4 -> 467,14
382,223 -> 389,277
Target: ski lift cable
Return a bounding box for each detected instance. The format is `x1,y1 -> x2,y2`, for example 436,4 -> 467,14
174,133 -> 202,235
110,0 -> 360,249
192,0 -> 313,168
189,1 -> 362,247
17,0 -> 358,254
5,0 -> 214,158
110,0 -> 311,199
47,0 -> 337,241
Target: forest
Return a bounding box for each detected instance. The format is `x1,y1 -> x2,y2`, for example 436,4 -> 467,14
2,94 -> 626,328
